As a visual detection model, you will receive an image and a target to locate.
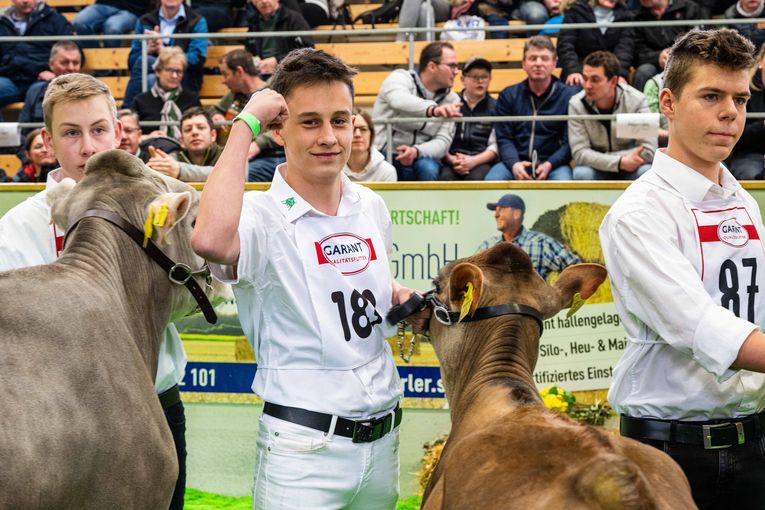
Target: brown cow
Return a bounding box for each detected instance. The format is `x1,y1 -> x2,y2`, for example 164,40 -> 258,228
404,242 -> 696,510
0,150 -> 225,509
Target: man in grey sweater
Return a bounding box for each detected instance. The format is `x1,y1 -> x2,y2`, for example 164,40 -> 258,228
569,51 -> 657,180
372,41 -> 462,181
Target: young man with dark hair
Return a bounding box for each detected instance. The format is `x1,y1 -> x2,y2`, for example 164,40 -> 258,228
147,106 -> 224,181
193,48 -> 416,508
569,50 -> 656,180
601,29 -> 765,508
211,48 -> 285,182
372,41 -> 462,181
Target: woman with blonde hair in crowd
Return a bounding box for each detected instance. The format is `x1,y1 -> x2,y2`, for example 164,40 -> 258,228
9,129 -> 57,183
727,42 -> 765,180
132,47 -> 201,141
343,108 -> 397,182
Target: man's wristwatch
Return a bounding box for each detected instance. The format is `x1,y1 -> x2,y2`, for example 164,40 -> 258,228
234,111 -> 262,139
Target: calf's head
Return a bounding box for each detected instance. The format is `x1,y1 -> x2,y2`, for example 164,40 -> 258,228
409,242 -> 606,401
48,149 -> 229,321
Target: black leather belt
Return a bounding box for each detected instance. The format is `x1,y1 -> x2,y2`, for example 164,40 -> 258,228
621,412 -> 765,449
263,402 -> 402,443
158,384 -> 181,410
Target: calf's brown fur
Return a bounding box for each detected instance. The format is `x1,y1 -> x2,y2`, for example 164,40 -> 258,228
408,243 -> 696,510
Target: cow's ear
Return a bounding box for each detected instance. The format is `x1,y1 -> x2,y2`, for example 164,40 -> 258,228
552,263 -> 607,309
48,177 -> 77,229
448,262 -> 484,318
144,191 -> 192,246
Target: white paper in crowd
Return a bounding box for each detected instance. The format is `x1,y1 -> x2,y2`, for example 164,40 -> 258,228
615,113 -> 659,139
0,123 -> 20,148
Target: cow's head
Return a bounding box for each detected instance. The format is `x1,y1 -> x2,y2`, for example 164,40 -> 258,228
48,149 -> 229,321
405,242 -> 606,403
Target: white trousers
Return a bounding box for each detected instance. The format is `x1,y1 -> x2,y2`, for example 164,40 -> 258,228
252,413 -> 400,510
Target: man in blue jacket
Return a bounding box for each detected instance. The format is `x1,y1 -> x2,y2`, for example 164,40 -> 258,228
122,0 -> 208,108
486,35 -> 578,181
0,0 -> 73,111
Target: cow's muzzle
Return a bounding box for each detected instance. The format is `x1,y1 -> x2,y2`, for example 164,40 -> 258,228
64,208 -> 218,324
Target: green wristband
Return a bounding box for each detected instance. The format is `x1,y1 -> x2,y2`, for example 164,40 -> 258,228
234,111 -> 262,139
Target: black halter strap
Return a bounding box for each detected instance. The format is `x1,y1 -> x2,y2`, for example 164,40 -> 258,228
63,208 -> 218,324
386,290 -> 544,332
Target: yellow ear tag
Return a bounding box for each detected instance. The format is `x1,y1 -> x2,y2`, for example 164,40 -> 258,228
153,203 -> 168,227
142,206 -> 155,248
566,292 -> 586,318
458,282 -> 474,323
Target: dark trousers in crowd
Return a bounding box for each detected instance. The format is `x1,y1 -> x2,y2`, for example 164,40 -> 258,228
160,385 -> 187,510
622,414 -> 765,510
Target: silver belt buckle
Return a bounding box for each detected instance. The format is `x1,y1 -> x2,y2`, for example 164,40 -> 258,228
702,422 -> 744,449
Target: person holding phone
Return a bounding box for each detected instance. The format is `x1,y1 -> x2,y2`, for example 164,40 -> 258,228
569,50 -> 657,181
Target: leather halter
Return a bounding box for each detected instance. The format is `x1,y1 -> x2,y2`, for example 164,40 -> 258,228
386,290 -> 544,332
63,208 -> 218,324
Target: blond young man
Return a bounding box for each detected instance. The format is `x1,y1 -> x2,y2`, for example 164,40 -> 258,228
601,29 -> 765,508
0,73 -> 189,510
194,49 -> 416,509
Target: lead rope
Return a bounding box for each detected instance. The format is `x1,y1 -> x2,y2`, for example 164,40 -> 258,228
396,322 -> 418,363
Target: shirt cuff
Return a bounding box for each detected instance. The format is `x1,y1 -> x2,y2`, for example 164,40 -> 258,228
693,304 -> 757,381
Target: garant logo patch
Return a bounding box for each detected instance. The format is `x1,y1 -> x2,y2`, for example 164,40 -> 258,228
718,218 -> 749,247
314,232 -> 377,275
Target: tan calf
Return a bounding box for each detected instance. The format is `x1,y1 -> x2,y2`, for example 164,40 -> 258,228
405,242 -> 696,510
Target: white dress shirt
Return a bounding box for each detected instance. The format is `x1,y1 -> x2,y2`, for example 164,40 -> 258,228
213,165 -> 402,419
600,150 -> 765,420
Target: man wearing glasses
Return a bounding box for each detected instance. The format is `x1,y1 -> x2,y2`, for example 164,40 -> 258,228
439,56 -> 499,180
372,41 -> 463,181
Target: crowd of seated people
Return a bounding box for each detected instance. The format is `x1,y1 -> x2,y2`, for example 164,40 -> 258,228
2,0 -> 765,183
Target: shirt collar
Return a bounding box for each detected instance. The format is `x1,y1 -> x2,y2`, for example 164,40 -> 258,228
160,4 -> 185,23
267,164 -> 362,223
652,149 -> 741,202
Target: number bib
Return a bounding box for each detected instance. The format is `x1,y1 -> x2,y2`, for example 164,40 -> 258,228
294,212 -> 394,369
690,202 -> 765,323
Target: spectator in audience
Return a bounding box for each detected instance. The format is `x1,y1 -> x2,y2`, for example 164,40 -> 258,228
72,0 -> 152,49
470,0 -> 556,30
10,129 -> 57,183
487,36 -> 578,180
727,42 -> 765,179
18,41 -> 83,145
131,47 -> 202,140
539,0 -> 565,34
643,71 -> 669,146
191,0 -> 245,32
123,0 -> 208,108
372,41 -> 461,181
294,0 -> 330,27
725,0 -> 765,50
0,0 -> 73,110
569,51 -> 656,180
210,48 -> 284,181
440,57 -> 499,181
147,106 -> 224,182
117,109 -> 151,162
343,108 -> 397,182
243,0 -> 314,77
477,193 -> 581,280
557,0 -> 634,86
397,0 -> 450,41
631,0 -> 703,91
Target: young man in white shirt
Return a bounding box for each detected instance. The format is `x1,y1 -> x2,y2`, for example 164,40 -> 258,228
600,29 -> 765,508
0,73 -> 189,510
193,48 -> 416,509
